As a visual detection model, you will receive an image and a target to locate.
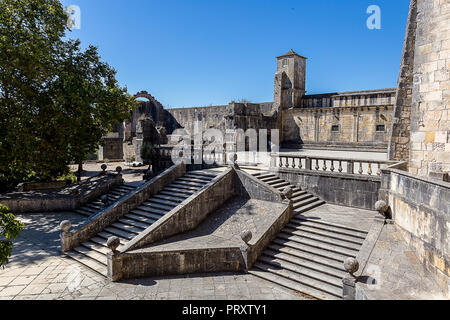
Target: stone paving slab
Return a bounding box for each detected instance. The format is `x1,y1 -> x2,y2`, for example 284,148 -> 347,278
357,224 -> 446,300
0,211 -> 307,300
137,197 -> 286,252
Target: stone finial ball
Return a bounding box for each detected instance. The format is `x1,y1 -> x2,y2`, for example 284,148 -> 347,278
344,257 -> 359,275
60,220 -> 71,232
240,230 -> 252,244
106,236 -> 120,251
282,187 -> 294,199
101,164 -> 107,171
116,166 -> 122,174
375,200 -> 388,214
229,153 -> 238,163
271,144 -> 278,152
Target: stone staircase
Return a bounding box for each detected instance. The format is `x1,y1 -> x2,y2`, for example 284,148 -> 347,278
252,172 -> 325,214
67,171 -> 217,276
249,172 -> 369,300
74,184 -> 136,218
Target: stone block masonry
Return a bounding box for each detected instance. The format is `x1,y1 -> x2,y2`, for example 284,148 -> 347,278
408,0 -> 450,176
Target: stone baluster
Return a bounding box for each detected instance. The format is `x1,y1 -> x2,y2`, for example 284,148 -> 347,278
315,159 -> 320,171
330,160 -> 335,172
279,157 -> 283,168
285,157 -> 290,168
377,163 -> 382,176
299,158 -> 303,169
368,162 -> 373,175
358,162 -> 363,175
339,161 -> 343,173
322,160 -> 328,171
292,158 -> 296,169
305,157 -> 312,170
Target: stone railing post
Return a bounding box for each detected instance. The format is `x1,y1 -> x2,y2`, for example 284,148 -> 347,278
60,220 -> 73,253
342,257 -> 359,300
347,161 -> 354,174
305,157 -> 312,170
106,236 -> 123,282
240,230 -> 253,272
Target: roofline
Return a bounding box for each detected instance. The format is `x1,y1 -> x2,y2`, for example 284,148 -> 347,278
277,52 -> 308,60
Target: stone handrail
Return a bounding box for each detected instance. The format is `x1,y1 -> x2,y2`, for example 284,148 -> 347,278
270,153 -> 397,176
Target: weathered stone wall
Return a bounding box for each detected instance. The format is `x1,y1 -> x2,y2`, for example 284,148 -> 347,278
408,0 -> 450,176
282,102 -> 394,149
379,167 -> 450,297
0,173 -> 123,213
388,0 -> 417,162
272,168 -> 381,210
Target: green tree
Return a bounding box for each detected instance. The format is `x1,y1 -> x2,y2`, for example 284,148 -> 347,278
0,205 -> 24,268
0,0 -> 135,190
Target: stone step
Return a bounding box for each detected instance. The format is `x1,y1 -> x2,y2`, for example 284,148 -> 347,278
168,184 -> 200,192
269,181 -> 290,189
141,200 -> 176,212
109,190 -> 127,197
277,232 -> 357,258
261,176 -> 279,183
282,227 -> 362,251
103,226 -> 135,240
187,172 -> 217,179
66,251 -> 107,277
174,179 -> 205,188
132,206 -> 167,217
162,187 -> 195,196
123,213 -> 158,225
291,216 -> 369,236
292,190 -> 307,198
292,197 -> 321,209
251,262 -> 342,299
79,206 -> 97,214
178,177 -> 211,185
267,243 -> 346,272
287,223 -> 366,245
118,217 -> 151,229
147,197 -> 180,207
293,199 -> 325,214
80,240 -> 110,255
84,203 -> 102,211
257,174 -> 276,180
272,237 -> 349,264
183,174 -> 213,181
263,249 -> 347,279
75,208 -> 92,217
153,194 -> 186,203
72,245 -> 107,266
116,186 -> 135,193
96,232 -> 128,244
258,254 -> 343,288
110,221 -> 143,235
292,194 -> 314,207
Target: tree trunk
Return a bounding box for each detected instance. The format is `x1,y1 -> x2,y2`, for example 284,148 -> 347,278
77,162 -> 83,182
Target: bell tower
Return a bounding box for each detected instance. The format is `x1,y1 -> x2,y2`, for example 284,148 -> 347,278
273,49 -> 307,110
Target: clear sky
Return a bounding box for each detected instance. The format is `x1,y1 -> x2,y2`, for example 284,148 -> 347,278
61,0 -> 411,108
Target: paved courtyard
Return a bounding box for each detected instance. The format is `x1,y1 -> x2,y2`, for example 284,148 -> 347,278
0,211 -> 309,300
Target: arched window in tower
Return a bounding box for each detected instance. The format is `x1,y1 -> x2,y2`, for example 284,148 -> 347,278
282,59 -> 288,67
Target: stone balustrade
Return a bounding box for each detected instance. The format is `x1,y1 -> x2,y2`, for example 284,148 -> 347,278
270,153 -> 397,177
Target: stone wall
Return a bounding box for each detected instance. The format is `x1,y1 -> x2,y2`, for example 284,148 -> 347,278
0,173 -> 123,213
272,168 -> 381,210
282,103 -> 394,150
379,166 -> 450,297
408,0 -> 450,176
388,0 -> 417,162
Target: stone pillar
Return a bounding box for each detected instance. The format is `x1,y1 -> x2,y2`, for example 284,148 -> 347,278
353,110 -> 359,143
59,220 -> 73,253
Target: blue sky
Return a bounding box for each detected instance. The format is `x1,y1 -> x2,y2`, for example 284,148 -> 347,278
61,0 -> 411,108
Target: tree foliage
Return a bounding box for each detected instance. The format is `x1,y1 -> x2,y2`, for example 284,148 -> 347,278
0,205 -> 24,268
0,0 -> 136,191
